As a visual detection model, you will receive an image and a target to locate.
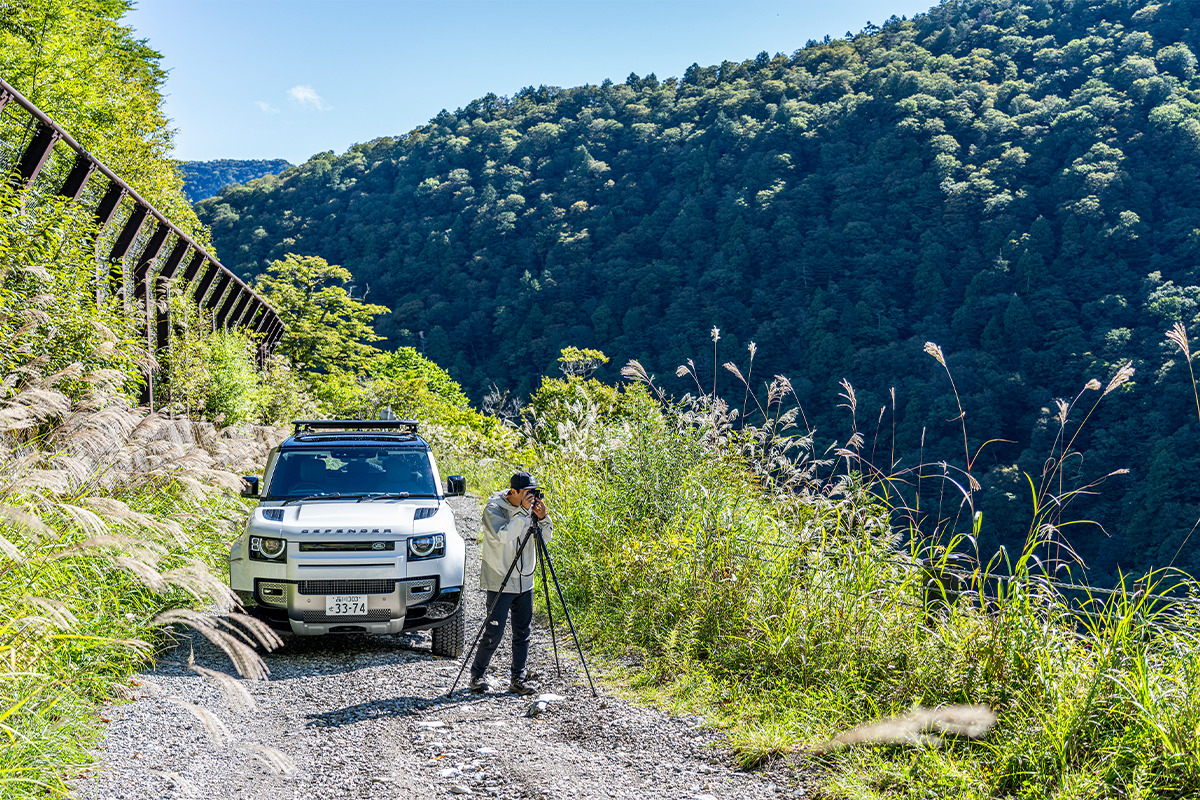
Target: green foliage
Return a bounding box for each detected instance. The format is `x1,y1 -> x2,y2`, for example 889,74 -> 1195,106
159,291 -> 214,417
252,254 -> 389,375
557,346 -> 609,379
310,348 -> 511,449
200,0 -> 1200,582
523,373 -> 656,452
373,347 -> 472,408
157,298 -> 317,426
0,0 -> 208,246
530,369 -> 1200,800
203,331 -> 260,425
0,182 -> 143,400
177,158 -> 293,203
253,353 -> 319,426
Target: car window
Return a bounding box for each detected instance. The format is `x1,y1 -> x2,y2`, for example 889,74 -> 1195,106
267,448 -> 435,497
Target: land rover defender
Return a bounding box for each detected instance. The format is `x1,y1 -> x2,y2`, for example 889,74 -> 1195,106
230,420 -> 466,656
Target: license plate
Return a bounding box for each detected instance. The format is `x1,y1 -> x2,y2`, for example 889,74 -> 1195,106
325,594 -> 368,616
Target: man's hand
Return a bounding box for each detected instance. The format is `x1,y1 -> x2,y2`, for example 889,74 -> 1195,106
530,497 -> 547,520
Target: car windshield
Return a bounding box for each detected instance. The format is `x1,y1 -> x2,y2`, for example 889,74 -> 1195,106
266,448 -> 436,498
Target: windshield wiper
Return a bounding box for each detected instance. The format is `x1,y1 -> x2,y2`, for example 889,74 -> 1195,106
282,493 -> 366,505
356,492 -> 411,502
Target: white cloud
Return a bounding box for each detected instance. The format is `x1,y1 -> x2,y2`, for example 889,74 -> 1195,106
287,84 -> 329,111
255,100 -> 280,114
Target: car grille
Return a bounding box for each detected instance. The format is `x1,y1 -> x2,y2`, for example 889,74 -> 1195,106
296,579 -> 396,595
299,609 -> 396,623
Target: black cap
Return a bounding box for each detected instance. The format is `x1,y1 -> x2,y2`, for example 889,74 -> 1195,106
510,471 -> 540,491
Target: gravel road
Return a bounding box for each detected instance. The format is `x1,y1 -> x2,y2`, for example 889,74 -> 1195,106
76,496 -> 807,800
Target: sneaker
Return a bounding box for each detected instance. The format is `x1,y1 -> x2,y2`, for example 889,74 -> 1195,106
507,679 -> 537,697
468,675 -> 490,693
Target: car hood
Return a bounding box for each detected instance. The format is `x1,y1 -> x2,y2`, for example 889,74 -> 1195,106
247,500 -> 445,537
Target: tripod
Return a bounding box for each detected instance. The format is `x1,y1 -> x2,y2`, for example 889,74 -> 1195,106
447,514 -> 597,697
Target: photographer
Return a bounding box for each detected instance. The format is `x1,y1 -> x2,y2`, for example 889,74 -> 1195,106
469,471 -> 552,695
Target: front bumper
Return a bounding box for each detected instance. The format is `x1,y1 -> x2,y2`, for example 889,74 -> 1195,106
236,580 -> 462,636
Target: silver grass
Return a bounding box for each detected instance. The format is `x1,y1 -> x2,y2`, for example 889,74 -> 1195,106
222,610 -> 284,651
0,506 -> 53,542
162,561 -> 238,604
87,320 -> 119,342
1167,321 -> 1191,359
839,379 -> 858,414
39,362 -> 84,388
24,469 -> 69,493
22,596 -> 78,630
0,533 -> 23,562
152,609 -> 274,680
1055,399 -> 1070,427
116,638 -> 154,655
923,341 -> 947,367
823,704 -> 997,750
168,698 -> 232,747
1104,362 -> 1135,396
113,556 -> 166,592
240,744 -> 297,776
190,663 -> 256,713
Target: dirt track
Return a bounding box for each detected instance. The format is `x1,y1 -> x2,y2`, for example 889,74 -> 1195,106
77,495 -> 807,800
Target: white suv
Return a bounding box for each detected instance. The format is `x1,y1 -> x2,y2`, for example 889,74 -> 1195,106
230,420 -> 465,656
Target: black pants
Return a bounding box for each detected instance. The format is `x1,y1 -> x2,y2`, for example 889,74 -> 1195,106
470,589 -> 533,681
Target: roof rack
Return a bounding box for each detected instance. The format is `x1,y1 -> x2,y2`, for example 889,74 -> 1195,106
291,419 -> 419,436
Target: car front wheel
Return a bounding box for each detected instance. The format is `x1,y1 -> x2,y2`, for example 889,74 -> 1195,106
431,606 -> 464,658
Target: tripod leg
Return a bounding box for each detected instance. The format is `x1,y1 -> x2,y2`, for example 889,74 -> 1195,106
540,541 -> 599,697
536,533 -> 562,679
447,528 -> 536,696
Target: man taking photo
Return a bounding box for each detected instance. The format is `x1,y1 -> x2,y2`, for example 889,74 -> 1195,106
469,471 -> 551,695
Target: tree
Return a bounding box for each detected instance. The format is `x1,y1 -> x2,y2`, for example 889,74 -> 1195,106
253,254 -> 389,374
557,346 -> 609,379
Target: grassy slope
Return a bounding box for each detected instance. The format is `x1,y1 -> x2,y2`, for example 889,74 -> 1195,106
523,375 -> 1200,800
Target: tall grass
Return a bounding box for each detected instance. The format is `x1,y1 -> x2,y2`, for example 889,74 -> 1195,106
528,343 -> 1200,799
0,373 -> 282,798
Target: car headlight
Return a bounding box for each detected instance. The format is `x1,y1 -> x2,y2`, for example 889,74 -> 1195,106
250,536 -> 287,562
407,534 -> 445,560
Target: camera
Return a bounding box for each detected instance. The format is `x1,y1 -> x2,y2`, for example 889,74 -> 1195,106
528,487 -> 544,501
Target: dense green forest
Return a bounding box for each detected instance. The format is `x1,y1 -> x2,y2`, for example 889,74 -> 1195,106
198,0 -> 1200,583
179,158 -> 292,203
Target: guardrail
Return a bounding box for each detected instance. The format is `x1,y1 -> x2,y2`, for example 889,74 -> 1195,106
0,75 -> 284,405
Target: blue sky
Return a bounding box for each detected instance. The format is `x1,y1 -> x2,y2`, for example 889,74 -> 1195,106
126,0 -> 937,165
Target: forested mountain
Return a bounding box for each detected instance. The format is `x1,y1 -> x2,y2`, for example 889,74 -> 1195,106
179,158 -> 293,203
198,0 -> 1200,582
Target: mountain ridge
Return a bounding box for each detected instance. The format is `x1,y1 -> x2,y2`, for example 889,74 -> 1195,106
198,0 -> 1200,582
179,158 -> 292,203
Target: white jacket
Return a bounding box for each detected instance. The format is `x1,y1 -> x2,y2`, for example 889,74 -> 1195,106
479,490 -> 553,593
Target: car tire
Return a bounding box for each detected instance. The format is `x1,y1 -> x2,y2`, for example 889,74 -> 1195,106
431,606 -> 464,658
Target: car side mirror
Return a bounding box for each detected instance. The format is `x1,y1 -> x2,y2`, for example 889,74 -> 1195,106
446,475 -> 466,497
241,476 -> 260,498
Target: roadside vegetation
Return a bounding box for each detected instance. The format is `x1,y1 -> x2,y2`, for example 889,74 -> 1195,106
527,344 -> 1200,799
